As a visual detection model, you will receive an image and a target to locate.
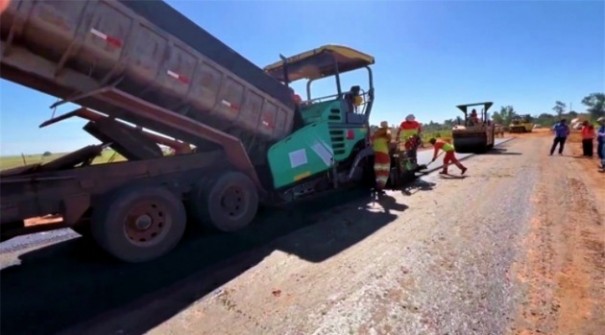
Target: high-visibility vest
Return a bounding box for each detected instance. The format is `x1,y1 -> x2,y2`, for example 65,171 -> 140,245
437,139 -> 454,152
372,129 -> 391,154
399,121 -> 420,141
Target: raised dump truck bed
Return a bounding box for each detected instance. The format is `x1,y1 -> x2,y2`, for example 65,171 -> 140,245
0,0 -> 381,263
0,0 -> 295,151
118,0 -> 292,106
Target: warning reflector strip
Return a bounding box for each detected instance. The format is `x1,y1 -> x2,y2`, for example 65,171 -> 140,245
221,100 -> 240,112
262,119 -> 274,129
90,28 -> 123,48
167,70 -> 190,84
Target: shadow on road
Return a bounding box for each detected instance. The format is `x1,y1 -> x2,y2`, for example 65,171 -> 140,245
439,174 -> 468,179
0,184 -> 410,335
484,148 -> 522,155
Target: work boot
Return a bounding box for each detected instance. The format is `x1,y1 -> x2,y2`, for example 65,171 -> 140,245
461,167 -> 467,175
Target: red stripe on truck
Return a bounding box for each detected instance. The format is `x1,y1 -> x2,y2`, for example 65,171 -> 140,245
221,100 -> 240,112
90,28 -> 123,48
167,70 -> 190,84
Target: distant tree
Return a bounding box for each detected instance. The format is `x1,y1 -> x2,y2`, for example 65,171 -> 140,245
42,151 -> 52,157
581,93 -> 605,120
552,101 -> 566,119
498,105 -> 517,126
568,110 -> 578,118
491,111 -> 503,124
443,119 -> 455,128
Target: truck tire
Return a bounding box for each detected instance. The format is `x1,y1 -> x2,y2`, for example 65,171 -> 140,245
91,187 -> 186,263
189,171 -> 259,232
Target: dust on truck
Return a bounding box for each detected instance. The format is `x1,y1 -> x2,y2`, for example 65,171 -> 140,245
0,0 -> 382,262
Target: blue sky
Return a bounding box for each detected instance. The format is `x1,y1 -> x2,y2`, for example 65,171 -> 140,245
1,0 -> 603,155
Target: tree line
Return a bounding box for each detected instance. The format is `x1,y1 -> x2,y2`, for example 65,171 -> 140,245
370,92 -> 604,130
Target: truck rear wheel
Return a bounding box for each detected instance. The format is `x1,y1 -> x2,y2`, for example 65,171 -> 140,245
91,187 -> 186,263
189,171 -> 259,232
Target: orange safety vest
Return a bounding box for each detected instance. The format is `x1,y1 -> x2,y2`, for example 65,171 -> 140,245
436,139 -> 454,152
372,128 -> 391,154
399,120 -> 421,141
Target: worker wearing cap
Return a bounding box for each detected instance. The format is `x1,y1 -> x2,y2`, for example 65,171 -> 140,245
397,114 -> 423,144
372,121 -> 392,193
397,114 -> 423,166
429,138 -> 467,175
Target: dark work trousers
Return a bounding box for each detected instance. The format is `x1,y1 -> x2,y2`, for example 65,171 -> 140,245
582,139 -> 593,157
598,141 -> 604,160
550,136 -> 567,155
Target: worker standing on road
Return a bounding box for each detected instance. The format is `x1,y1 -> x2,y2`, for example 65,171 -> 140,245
429,138 -> 467,175
550,118 -> 570,156
397,114 -> 423,167
397,114 -> 423,144
597,117 -> 605,167
580,121 -> 595,157
372,121 -> 392,194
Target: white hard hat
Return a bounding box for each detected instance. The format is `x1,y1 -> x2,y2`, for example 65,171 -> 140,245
598,117 -> 605,122
405,114 -> 415,121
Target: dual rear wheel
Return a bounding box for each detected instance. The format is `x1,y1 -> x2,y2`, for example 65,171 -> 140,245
88,171 -> 258,263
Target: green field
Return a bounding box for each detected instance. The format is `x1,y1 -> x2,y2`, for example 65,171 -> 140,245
0,150 -> 126,171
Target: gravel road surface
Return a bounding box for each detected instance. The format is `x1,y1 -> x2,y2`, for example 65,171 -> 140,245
1,135 -> 602,335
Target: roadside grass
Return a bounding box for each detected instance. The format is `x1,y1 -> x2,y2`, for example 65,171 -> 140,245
0,149 -> 126,171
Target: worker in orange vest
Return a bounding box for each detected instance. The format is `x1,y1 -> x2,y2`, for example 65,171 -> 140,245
396,114 -> 423,168
429,137 -> 467,175
372,121 -> 392,194
397,114 -> 423,144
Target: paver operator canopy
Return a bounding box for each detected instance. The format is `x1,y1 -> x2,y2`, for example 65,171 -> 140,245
264,45 -> 375,108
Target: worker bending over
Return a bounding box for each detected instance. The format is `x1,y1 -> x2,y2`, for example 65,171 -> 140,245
429,138 -> 467,175
372,121 -> 392,194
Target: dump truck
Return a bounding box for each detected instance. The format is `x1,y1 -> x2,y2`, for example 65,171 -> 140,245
0,0 -> 412,263
451,102 -> 496,153
509,115 -> 533,133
